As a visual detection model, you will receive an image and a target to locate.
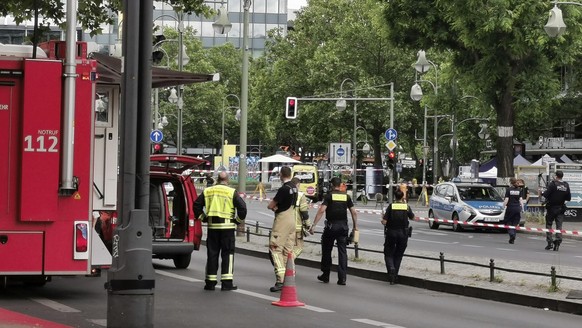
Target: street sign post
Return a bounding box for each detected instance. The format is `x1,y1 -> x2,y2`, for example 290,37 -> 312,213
150,129 -> 164,143
385,128 -> 397,141
330,142 -> 351,165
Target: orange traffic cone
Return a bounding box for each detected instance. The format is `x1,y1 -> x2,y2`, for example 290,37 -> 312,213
272,252 -> 305,307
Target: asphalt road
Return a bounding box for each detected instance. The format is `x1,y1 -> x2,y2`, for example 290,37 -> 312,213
1,250 -> 580,328
243,198 -> 582,268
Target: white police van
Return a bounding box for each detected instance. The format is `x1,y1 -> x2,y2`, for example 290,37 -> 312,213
428,179 -> 510,231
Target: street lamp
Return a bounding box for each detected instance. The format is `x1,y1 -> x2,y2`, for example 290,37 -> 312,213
450,117 -> 490,177
221,94 -> 241,169
212,4 -> 232,34
336,78 -> 358,201
410,50 -> 440,184
213,1 -> 251,192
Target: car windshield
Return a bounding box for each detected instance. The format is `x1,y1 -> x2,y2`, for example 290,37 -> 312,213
458,186 -> 503,201
293,172 -> 315,183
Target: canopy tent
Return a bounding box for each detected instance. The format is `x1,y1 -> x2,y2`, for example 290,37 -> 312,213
91,52 -> 217,88
258,154 -> 301,185
479,154 -> 532,172
258,154 -> 301,163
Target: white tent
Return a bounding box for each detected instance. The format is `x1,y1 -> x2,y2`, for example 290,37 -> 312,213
480,167 -> 497,178
258,154 -> 301,185
258,154 -> 301,163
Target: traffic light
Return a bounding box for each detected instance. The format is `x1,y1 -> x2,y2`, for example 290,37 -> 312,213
152,33 -> 166,65
387,151 -> 396,169
285,97 -> 298,119
153,143 -> 164,154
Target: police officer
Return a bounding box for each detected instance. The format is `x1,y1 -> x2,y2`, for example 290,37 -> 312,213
503,177 -> 523,245
309,177 -> 358,285
267,166 -> 298,292
542,170 -> 571,251
291,177 -> 311,259
194,171 -> 247,291
382,189 -> 414,285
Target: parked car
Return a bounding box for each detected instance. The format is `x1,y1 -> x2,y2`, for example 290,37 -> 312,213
428,180 -> 520,231
148,155 -> 205,268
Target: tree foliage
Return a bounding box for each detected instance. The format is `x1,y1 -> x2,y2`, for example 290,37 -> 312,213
383,0 -> 582,177
1,0 -> 213,37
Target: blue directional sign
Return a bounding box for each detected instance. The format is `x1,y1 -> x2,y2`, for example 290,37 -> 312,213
150,129 -> 164,143
337,147 -> 345,157
385,128 -> 398,141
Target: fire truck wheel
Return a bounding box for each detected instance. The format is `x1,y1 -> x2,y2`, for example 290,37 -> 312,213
173,254 -> 192,269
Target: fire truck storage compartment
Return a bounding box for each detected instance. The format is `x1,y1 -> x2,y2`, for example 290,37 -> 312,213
19,60 -> 63,221
0,231 -> 43,273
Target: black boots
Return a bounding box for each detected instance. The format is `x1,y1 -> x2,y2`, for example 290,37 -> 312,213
317,273 -> 330,283
509,236 -> 515,244
545,242 -> 553,250
388,269 -> 397,285
553,240 -> 561,251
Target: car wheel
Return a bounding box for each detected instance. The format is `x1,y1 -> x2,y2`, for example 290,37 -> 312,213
428,210 -> 439,230
173,254 -> 192,269
452,213 -> 464,232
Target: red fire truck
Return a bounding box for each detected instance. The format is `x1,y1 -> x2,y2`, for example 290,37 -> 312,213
0,42 -> 111,285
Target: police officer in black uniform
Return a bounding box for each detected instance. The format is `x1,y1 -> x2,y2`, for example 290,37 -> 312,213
382,189 -> 414,285
309,177 -> 358,285
503,177 -> 523,245
542,170 -> 571,251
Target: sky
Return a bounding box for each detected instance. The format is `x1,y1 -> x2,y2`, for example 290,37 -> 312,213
289,0 -> 308,9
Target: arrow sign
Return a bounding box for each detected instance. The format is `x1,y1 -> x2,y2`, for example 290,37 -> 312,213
385,128 -> 397,141
150,130 -> 164,143
571,196 -> 582,203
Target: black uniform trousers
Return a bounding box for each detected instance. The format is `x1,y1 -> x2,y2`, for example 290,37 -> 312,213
503,205 -> 521,238
320,220 -> 349,282
205,228 -> 236,287
546,205 -> 565,243
384,228 -> 408,276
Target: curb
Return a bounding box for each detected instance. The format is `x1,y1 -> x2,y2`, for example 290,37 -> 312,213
235,247 -> 582,316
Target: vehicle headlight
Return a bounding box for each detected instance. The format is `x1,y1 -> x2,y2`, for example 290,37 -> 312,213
462,205 -> 476,215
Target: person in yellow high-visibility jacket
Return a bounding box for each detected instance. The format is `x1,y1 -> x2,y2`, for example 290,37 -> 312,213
291,178 -> 310,259
194,171 -> 247,291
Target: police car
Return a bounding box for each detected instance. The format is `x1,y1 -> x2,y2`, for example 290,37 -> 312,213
428,179 -> 508,231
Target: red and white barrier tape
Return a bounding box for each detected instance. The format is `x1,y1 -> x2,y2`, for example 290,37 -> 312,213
232,192 -> 581,236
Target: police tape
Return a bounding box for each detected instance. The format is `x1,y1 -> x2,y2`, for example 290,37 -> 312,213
233,192 -> 581,236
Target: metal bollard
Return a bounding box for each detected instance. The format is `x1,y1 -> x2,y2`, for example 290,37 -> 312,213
246,227 -> 250,242
255,221 -> 259,234
489,259 -> 495,282
354,244 -> 359,259
551,266 -> 557,289
439,252 -> 445,274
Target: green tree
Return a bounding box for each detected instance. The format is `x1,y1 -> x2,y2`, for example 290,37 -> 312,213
383,0 -> 582,177
255,0 -> 419,171
1,0 -> 213,37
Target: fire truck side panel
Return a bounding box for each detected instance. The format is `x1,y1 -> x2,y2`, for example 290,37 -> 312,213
19,60 -> 62,222
0,232 -> 43,273
0,68 -> 21,224
0,54 -> 98,276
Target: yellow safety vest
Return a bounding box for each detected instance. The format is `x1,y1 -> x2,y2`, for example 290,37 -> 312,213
204,184 -> 236,229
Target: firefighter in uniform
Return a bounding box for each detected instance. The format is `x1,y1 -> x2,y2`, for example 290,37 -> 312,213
382,189 -> 414,285
194,171 -> 247,291
503,177 -> 523,244
267,166 -> 298,292
309,177 -> 358,285
291,178 -> 311,258
542,170 -> 571,251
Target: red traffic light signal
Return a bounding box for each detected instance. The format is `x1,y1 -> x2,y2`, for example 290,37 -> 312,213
285,97 -> 298,119
388,151 -> 395,159
153,143 -> 164,154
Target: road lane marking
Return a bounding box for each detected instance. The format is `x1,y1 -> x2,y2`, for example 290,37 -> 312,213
156,269 -> 203,282
156,270 -> 334,313
461,244 -> 484,248
87,319 -> 107,326
257,211 -> 274,217
495,248 -> 519,252
30,298 -> 80,313
352,318 -> 406,327
412,239 -> 459,245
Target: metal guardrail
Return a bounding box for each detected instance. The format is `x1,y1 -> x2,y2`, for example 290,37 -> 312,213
242,221 -> 582,289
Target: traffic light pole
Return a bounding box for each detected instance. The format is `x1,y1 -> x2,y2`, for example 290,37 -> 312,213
290,83 -> 394,201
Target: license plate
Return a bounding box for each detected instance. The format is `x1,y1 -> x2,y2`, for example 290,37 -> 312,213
484,218 -> 499,222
